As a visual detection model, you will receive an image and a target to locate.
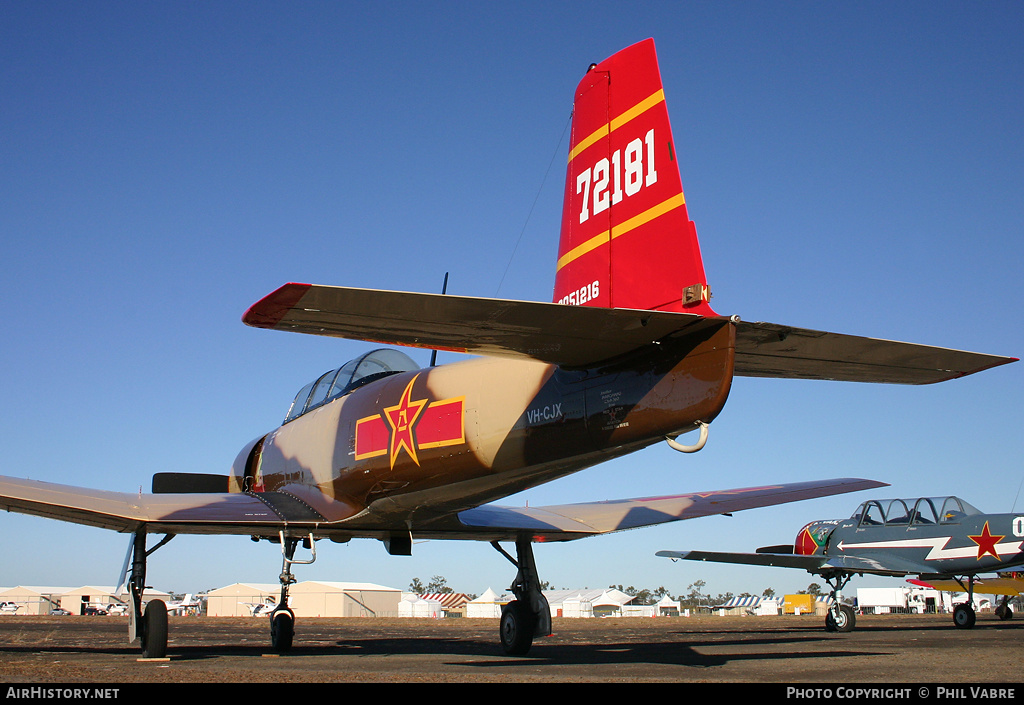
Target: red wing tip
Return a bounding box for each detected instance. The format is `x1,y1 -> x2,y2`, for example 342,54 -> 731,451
242,283 -> 312,328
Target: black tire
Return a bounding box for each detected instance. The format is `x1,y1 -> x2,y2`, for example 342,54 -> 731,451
500,600 -> 536,656
832,604 -> 856,632
996,604 -> 1013,621
953,603 -> 976,629
824,612 -> 837,632
271,610 -> 294,652
141,599 -> 168,659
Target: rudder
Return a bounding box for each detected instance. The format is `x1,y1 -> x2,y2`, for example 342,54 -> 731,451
553,39 -> 716,316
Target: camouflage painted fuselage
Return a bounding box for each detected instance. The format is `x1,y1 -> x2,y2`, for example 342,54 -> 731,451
229,321 -> 734,540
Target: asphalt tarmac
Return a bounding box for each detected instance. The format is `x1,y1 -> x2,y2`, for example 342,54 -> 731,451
1,613 -> 1022,685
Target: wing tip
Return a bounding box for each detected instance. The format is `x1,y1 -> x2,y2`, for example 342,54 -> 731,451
242,283 -> 312,329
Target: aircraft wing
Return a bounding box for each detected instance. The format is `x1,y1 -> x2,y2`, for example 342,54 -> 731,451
0,475 -> 361,536
656,549 -> 828,571
0,474 -> 884,544
243,283 -> 1015,383
658,546 -> 933,578
449,477 -> 888,542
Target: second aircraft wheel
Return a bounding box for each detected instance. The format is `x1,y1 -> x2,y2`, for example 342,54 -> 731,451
828,604 -> 855,632
953,603 -> 976,629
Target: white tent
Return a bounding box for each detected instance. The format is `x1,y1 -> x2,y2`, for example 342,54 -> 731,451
467,588 -> 506,618
398,593 -> 444,618
656,595 -> 681,616
545,588 -> 635,618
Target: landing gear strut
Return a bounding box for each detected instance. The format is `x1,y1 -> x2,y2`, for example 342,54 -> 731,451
124,528 -> 174,658
268,531 -> 315,652
492,537 -> 551,656
952,575 -> 977,629
821,570 -> 856,633
995,595 -> 1014,621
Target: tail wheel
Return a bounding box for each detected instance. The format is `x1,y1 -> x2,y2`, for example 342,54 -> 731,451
953,603 -> 976,629
271,610 -> 294,652
500,600 -> 536,656
141,600 -> 168,659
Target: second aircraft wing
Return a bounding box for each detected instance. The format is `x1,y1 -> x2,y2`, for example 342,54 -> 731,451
657,545 -> 935,577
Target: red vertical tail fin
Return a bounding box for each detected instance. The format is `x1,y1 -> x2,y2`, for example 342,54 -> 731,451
553,39 -> 716,316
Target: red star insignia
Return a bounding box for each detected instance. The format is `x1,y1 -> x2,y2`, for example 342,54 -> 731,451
383,376 -> 427,468
968,521 -> 1005,560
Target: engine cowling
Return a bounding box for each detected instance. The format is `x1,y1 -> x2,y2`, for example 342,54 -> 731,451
794,519 -> 839,556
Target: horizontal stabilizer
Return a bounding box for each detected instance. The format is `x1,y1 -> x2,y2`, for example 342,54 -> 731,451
244,283 -> 1014,382
243,283 -> 715,367
734,321 -> 1015,385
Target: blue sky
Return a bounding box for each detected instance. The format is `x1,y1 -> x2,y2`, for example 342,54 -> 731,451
1,2 -> 1021,602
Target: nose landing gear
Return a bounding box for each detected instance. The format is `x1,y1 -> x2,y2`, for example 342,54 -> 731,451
821,570 -> 856,633
267,531 -> 316,653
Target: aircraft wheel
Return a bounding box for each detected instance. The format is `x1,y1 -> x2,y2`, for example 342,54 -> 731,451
953,603 -> 976,629
141,599 -> 168,659
500,600 -> 536,656
996,604 -> 1013,621
832,604 -> 855,632
270,610 -> 294,652
824,613 -> 836,632
824,604 -> 855,632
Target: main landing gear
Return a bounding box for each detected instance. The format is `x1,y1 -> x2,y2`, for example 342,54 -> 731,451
492,537 -> 551,656
951,575 -> 978,629
821,571 -> 856,633
268,531 -> 316,653
124,528 -> 175,658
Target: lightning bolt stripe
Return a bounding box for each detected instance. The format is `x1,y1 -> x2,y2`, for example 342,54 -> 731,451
837,536 -> 1023,562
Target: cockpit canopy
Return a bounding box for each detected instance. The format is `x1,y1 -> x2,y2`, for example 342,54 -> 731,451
283,348 -> 420,424
852,496 -> 982,527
